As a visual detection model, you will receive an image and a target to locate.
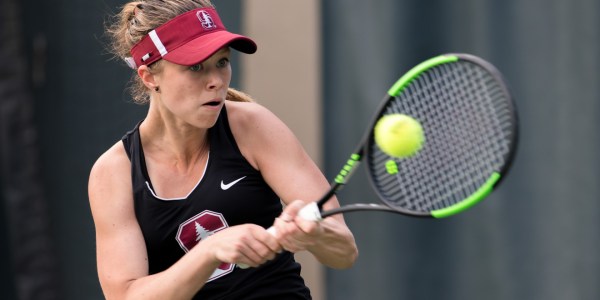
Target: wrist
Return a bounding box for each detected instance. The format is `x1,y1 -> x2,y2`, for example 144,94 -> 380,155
193,235 -> 224,267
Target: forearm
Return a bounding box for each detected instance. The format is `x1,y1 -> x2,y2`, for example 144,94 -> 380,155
106,245 -> 221,300
307,218 -> 358,269
105,224 -> 280,299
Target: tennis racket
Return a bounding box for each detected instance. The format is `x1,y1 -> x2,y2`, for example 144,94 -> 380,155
298,53 -> 518,221
238,53 -> 517,268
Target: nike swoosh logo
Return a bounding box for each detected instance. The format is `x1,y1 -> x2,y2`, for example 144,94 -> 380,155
220,176 -> 246,190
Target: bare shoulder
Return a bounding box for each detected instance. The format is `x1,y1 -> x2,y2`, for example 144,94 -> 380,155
89,141 -> 131,187
225,100 -> 295,138
88,140 -> 133,214
224,100 -> 280,128
224,100 -> 305,171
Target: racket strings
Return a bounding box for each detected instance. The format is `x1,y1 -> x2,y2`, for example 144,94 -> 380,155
368,61 -> 514,213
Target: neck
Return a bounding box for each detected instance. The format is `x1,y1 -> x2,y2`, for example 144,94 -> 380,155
139,117 -> 210,168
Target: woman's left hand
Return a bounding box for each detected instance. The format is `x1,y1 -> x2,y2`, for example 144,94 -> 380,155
272,200 -> 324,253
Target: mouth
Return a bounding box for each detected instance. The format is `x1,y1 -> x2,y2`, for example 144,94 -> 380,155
202,99 -> 223,107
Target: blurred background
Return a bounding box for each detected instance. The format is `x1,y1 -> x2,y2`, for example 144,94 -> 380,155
1,0 -> 599,299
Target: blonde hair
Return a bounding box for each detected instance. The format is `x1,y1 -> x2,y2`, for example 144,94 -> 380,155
106,0 -> 252,104
226,87 -> 254,103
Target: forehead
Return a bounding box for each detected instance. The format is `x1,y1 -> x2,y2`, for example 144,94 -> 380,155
161,47 -> 232,70
210,47 -> 231,58
184,46 -> 231,65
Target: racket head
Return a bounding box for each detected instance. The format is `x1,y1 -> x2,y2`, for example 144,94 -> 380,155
364,53 -> 518,218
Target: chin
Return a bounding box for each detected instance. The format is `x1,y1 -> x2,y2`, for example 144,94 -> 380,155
192,108 -> 222,129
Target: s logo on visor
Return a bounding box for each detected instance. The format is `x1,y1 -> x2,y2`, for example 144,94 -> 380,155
197,10 -> 217,30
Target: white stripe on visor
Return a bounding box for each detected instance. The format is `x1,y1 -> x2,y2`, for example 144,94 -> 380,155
124,57 -> 137,69
148,30 -> 168,57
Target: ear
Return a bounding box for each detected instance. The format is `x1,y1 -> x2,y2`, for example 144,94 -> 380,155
137,65 -> 159,91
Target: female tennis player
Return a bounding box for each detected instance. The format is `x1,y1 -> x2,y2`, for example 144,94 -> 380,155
88,0 -> 357,299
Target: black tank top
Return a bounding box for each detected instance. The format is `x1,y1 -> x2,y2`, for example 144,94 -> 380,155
122,105 -> 311,299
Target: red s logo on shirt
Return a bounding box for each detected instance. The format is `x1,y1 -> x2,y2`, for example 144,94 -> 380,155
176,210 -> 233,281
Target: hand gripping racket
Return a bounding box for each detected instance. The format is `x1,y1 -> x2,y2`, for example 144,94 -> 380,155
299,53 -> 518,221
238,53 -> 518,268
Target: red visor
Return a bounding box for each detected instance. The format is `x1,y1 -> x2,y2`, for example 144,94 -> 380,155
127,8 -> 256,69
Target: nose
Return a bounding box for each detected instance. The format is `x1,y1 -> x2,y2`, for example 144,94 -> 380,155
206,71 -> 224,91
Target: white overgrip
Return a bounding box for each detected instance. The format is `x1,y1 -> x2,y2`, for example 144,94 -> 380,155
298,201 -> 323,221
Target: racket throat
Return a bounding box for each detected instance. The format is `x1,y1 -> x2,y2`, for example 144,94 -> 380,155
316,153 -> 363,208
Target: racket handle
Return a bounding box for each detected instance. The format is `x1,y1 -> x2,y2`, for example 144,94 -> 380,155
298,202 -> 323,221
237,203 -> 322,269
237,227 -> 277,269
266,226 -> 277,236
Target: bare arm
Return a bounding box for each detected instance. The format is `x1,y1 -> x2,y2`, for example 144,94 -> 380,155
228,101 -> 358,269
88,142 -> 281,299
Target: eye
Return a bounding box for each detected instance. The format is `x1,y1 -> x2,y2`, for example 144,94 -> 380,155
189,64 -> 202,72
217,58 -> 230,68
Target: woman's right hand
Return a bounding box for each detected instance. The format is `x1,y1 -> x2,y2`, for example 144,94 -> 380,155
204,224 -> 282,268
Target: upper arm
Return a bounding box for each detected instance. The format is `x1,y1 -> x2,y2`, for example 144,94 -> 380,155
227,102 -> 343,216
88,142 -> 149,298
227,102 -> 357,269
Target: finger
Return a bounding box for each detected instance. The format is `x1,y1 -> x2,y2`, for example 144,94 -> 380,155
278,234 -> 314,253
233,227 -> 279,266
254,227 -> 282,254
272,215 -> 293,236
280,200 -> 307,221
253,228 -> 282,259
294,216 -> 321,235
272,218 -> 296,250
273,221 -> 315,253
273,216 -> 297,239
241,239 -> 276,266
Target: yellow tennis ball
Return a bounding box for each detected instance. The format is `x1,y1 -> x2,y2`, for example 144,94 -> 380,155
374,114 -> 424,158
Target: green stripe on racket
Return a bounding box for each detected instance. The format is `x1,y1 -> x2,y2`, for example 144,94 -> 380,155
298,53 -> 518,220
